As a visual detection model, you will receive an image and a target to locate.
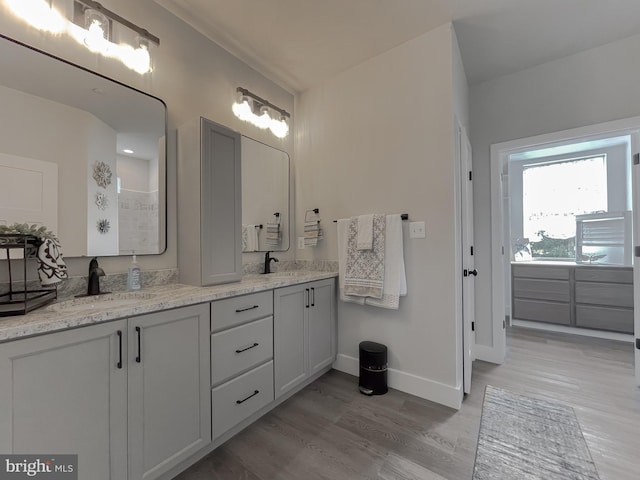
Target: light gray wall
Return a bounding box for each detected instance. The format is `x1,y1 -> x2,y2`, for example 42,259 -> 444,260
295,24 -> 463,406
0,0 -> 294,276
470,33 -> 640,347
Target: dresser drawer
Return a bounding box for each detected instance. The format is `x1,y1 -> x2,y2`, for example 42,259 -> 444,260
211,316 -> 273,386
575,282 -> 634,308
212,361 -> 274,439
513,299 -> 571,325
211,291 -> 273,332
576,305 -> 634,333
513,278 -> 570,303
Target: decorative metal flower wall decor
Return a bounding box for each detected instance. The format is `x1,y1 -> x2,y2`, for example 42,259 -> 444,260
92,161 -> 113,188
95,191 -> 109,210
97,219 -> 111,234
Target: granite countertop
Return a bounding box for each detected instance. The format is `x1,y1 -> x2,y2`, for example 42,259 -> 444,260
0,271 -> 338,343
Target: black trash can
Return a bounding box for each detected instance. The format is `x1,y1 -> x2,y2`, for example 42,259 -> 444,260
359,341 -> 388,395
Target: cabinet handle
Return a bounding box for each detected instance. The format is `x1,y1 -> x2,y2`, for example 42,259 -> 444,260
311,287 -> 315,307
117,330 -> 123,369
135,326 -> 141,363
235,342 -> 259,354
305,288 -> 310,308
235,305 -> 259,313
236,390 -> 259,404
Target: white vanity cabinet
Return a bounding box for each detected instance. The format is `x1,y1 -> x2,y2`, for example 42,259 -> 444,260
0,303 -> 211,480
178,117 -> 242,286
210,292 -> 275,440
127,304 -> 211,480
0,320 -> 128,480
274,278 -> 335,398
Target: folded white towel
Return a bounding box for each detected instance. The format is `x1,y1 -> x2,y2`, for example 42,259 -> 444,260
356,214 -> 374,250
337,218 -> 364,306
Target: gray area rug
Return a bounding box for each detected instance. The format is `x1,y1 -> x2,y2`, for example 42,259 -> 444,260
473,385 -> 600,480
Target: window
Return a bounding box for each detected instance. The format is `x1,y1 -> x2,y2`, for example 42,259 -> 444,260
522,155 -> 607,259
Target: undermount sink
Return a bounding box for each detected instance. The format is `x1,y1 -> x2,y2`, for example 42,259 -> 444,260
48,291 -> 158,313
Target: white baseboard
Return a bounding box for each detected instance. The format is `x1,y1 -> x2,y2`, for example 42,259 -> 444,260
333,354 -> 462,410
474,344 -> 505,365
512,320 -> 634,342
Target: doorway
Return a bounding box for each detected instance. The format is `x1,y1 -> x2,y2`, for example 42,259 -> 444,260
489,117 -> 640,382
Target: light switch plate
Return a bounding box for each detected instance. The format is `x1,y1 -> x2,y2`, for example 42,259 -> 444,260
298,237 -> 305,249
409,221 -> 426,239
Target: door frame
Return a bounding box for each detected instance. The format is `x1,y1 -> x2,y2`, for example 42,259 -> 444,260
489,116 -> 640,371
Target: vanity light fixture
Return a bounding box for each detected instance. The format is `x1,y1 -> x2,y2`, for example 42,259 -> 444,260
232,87 -> 290,139
5,0 -> 160,74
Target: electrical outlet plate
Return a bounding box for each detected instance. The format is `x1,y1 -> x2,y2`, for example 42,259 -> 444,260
409,221 -> 426,239
297,237 -> 305,249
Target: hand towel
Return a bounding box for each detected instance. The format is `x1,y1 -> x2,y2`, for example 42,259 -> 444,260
364,214 -> 407,310
343,214 -> 385,298
37,237 -> 68,286
356,214 -> 374,250
337,218 -> 365,305
243,224 -> 259,252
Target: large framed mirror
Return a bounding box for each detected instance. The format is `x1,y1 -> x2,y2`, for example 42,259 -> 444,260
241,136 -> 290,252
0,34 -> 166,257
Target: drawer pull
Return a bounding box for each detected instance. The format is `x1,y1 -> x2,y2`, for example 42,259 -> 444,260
235,342 -> 259,354
235,305 -> 259,313
236,390 -> 260,404
116,330 -> 123,369
135,326 -> 141,363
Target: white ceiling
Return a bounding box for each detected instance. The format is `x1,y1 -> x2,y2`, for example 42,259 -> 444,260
154,0 -> 640,92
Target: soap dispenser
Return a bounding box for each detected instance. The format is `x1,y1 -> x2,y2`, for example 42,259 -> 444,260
127,254 -> 142,291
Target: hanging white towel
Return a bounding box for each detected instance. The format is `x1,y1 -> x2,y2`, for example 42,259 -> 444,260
242,224 -> 259,252
337,218 -> 364,306
343,214 -> 385,298
338,214 -> 407,310
364,214 -> 406,309
356,214 -> 374,250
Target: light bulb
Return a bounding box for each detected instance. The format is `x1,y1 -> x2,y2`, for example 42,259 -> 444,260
84,9 -> 109,53
7,0 -> 67,33
254,105 -> 272,129
269,116 -> 289,138
232,99 -> 253,122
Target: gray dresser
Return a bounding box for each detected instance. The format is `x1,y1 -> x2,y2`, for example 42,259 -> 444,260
511,263 -> 633,334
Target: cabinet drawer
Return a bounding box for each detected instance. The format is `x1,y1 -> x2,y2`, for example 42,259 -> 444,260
512,264 -> 570,280
212,361 -> 274,439
513,278 -> 570,302
211,316 -> 273,386
513,299 -> 571,325
575,282 -> 634,308
574,267 -> 633,284
576,305 -> 634,333
211,291 -> 273,332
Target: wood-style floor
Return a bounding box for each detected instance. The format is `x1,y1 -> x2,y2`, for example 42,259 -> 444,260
176,327 -> 640,480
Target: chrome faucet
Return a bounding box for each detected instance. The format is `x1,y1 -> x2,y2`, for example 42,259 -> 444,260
87,257 -> 106,296
264,251 -> 279,274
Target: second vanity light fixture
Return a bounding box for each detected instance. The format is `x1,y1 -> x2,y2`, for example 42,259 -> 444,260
5,0 -> 159,74
232,87 -> 290,139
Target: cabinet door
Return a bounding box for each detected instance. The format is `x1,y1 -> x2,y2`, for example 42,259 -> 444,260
308,279 -> 335,376
200,118 -> 242,285
0,321 -> 128,480
274,284 -> 308,398
128,304 -> 211,480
